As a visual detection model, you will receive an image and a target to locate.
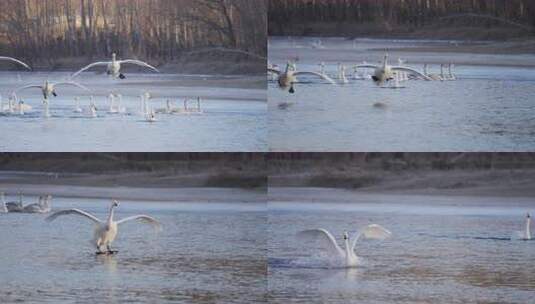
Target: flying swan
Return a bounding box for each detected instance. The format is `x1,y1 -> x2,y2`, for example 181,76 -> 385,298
298,224 -> 391,267
268,62 -> 336,93
356,53 -> 431,86
71,53 -> 159,79
0,56 -> 31,70
46,200 -> 161,254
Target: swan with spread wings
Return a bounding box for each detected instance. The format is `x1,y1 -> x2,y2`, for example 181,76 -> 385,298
269,62 -> 336,93
46,200 -> 161,254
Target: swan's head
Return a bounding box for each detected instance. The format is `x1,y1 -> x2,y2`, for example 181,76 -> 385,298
528,213 -> 531,219
112,200 -> 120,208
343,231 -> 349,241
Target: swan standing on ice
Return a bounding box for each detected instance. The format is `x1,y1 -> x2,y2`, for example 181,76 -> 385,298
14,80 -> 89,118
0,56 -> 31,70
298,224 -> 391,267
72,53 -> 159,79
356,53 -> 431,86
268,62 -> 336,93
1,192 -> 7,213
46,200 -> 161,254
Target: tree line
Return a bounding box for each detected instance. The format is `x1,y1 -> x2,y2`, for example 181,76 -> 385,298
0,0 -> 266,66
269,0 -> 535,35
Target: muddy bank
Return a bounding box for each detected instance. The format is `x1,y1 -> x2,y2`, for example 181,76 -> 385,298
269,169 -> 535,198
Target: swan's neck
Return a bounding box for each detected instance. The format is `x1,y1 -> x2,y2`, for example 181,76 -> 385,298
1,193 -> 5,204
108,206 -> 116,224
344,237 -> 352,260
112,53 -> 117,62
526,217 -> 531,239
383,54 -> 388,69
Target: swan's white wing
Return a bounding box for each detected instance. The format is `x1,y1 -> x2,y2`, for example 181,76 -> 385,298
356,64 -> 379,69
298,229 -> 344,257
53,82 -> 90,92
351,224 -> 391,250
268,68 -> 280,75
0,57 -> 31,70
116,215 -> 162,230
119,60 -> 159,73
14,85 -> 42,93
46,209 -> 102,223
293,71 -> 336,85
391,66 -> 432,80
71,62 -> 110,78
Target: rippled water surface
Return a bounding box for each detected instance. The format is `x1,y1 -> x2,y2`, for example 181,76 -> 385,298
268,195 -> 535,304
0,72 -> 266,151
0,197 -> 266,303
268,37 -> 535,151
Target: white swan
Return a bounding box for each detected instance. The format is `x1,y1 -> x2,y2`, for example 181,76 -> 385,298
268,62 -> 336,93
72,53 -> 159,79
338,64 -> 349,84
46,200 -> 161,254
14,80 -> 89,118
88,96 -> 98,118
0,192 -> 7,213
0,56 -> 31,70
356,53 -> 431,86
108,93 -> 118,113
298,224 -> 391,267
525,213 -> 531,240
23,195 -> 52,213
73,97 -> 83,113
423,64 -> 442,81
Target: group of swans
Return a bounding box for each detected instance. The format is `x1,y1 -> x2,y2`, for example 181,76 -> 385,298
2,53 -> 158,118
46,200 -> 161,254
1,192 -> 52,214
299,224 -> 392,267
268,52 -> 460,94
423,63 -> 456,81
299,212 -> 532,268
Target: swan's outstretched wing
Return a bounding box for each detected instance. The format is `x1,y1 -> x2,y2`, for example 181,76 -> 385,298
116,215 -> 162,230
53,82 -> 90,92
119,60 -> 159,73
355,64 -> 378,69
46,209 -> 102,223
268,68 -> 280,75
391,66 -> 432,80
14,85 -> 42,94
71,62 -> 110,78
351,224 -> 391,250
0,57 -> 31,70
298,229 -> 344,257
293,71 -> 336,84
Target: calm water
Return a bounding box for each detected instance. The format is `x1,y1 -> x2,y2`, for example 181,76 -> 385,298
268,195 -> 535,304
0,72 -> 266,151
0,196 -> 267,303
268,37 -> 535,151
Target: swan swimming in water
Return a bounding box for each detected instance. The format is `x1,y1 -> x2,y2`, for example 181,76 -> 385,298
0,56 -> 31,70
511,212 -> 531,240
23,195 -> 52,213
73,97 -> 83,113
72,53 -> 159,79
268,62 -> 336,93
46,200 -> 161,254
6,192 -> 24,212
298,224 -> 391,267
356,52 -> 431,86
